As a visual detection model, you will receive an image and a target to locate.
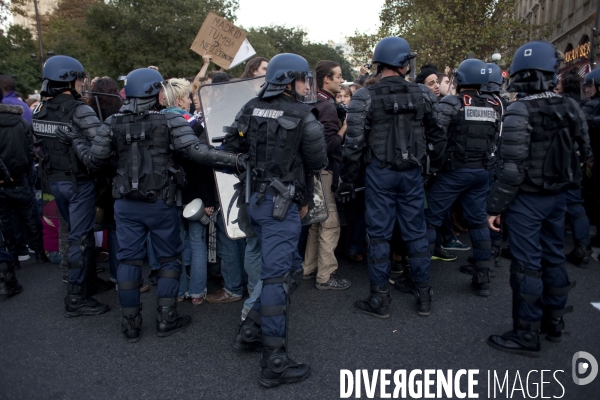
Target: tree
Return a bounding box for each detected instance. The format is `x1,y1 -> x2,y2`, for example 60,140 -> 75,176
348,0 -> 553,71
0,24 -> 41,95
42,0 -> 239,80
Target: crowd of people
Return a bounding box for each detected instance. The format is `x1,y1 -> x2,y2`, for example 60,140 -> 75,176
0,36 -> 598,387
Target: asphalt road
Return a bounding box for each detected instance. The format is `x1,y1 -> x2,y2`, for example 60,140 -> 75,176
1,236 -> 599,400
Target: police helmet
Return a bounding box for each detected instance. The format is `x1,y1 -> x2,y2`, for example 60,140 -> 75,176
486,63 -> 504,85
42,55 -> 85,82
124,68 -> 164,98
584,66 -> 600,87
259,53 -> 317,103
454,59 -> 489,87
509,41 -> 558,78
372,37 -> 414,68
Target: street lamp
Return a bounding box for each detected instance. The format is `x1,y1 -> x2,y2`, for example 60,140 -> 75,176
491,51 -> 502,64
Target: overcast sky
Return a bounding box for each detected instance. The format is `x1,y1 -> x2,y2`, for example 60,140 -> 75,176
235,0 -> 385,44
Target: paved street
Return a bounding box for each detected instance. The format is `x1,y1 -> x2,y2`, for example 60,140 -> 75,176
1,235 -> 599,399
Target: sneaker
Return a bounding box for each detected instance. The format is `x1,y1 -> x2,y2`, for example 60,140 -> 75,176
442,238 -> 470,251
315,273 -> 351,290
205,288 -> 242,303
303,270 -> 317,280
431,248 -> 457,262
18,254 -> 30,262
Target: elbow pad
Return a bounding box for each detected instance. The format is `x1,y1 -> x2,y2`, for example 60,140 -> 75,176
187,144 -> 238,169
89,122 -> 114,162
438,96 -> 461,128
302,114 -> 327,171
487,181 -> 519,215
73,104 -> 101,140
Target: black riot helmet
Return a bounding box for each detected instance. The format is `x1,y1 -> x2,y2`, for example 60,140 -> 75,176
121,68 -> 165,113
40,55 -> 89,98
372,37 -> 415,68
259,53 -> 317,103
508,41 -> 559,93
452,58 -> 488,90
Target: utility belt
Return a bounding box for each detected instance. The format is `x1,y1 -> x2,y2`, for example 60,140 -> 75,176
252,178 -> 296,221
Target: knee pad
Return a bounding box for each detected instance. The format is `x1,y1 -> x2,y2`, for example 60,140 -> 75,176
76,231 -> 96,255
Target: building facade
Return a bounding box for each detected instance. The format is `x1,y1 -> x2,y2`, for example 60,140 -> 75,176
516,0 -> 599,75
11,0 -> 57,36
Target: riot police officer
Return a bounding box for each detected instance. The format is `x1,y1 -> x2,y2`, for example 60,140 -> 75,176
80,68 -> 244,342
32,55 -> 109,317
487,41 -> 590,356
337,37 -> 445,318
425,58 -> 497,297
227,53 -> 327,387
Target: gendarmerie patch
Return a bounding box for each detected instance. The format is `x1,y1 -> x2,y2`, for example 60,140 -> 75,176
464,107 -> 497,122
252,108 -> 284,119
32,120 -> 72,138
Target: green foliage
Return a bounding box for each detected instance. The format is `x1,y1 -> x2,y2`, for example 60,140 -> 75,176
0,24 -> 41,95
348,0 -> 554,71
35,1 -> 354,82
43,0 -> 239,80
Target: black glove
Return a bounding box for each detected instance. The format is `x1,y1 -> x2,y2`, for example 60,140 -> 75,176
236,153 -> 250,173
55,126 -> 80,145
336,102 -> 348,122
335,181 -> 355,203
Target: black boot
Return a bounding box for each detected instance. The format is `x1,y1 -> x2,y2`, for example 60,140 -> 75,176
156,298 -> 191,337
566,246 -> 590,268
35,252 -> 50,264
472,268 -> 491,297
354,286 -> 391,319
148,269 -> 158,286
0,263 -> 23,301
487,328 -> 541,357
260,344 -> 311,388
414,284 -> 433,316
64,285 -> 110,317
233,312 -> 262,351
492,241 -> 503,268
541,307 -> 571,343
121,305 -> 143,343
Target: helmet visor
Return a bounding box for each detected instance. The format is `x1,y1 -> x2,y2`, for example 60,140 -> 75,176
294,70 -> 317,104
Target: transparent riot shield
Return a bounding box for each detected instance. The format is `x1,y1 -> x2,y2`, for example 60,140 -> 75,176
200,76 -> 265,239
200,76 -> 329,239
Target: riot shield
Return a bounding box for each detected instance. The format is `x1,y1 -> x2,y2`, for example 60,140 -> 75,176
199,76 -> 329,239
200,76 -> 265,239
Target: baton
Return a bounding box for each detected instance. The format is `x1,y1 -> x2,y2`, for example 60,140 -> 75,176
245,158 -> 251,206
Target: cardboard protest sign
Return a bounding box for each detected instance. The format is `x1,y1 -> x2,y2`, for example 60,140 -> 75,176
190,12 -> 248,70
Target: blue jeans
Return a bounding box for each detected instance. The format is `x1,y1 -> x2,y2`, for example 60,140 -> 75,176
179,219 -> 208,298
242,234 -> 262,319
216,215 -> 245,296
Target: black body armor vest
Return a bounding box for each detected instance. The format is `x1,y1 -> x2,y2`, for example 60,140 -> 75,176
446,93 -> 497,170
33,97 -> 90,182
367,77 -> 427,170
521,94 -> 581,192
236,97 -> 315,202
111,111 -> 181,203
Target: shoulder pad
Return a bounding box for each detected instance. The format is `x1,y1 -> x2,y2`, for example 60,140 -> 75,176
505,100 -> 529,116
74,104 -> 98,119
165,113 -> 189,129
439,95 -> 461,114
417,83 -> 437,103
353,87 -> 371,101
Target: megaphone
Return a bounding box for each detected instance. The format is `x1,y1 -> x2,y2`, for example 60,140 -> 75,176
183,198 -> 210,225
